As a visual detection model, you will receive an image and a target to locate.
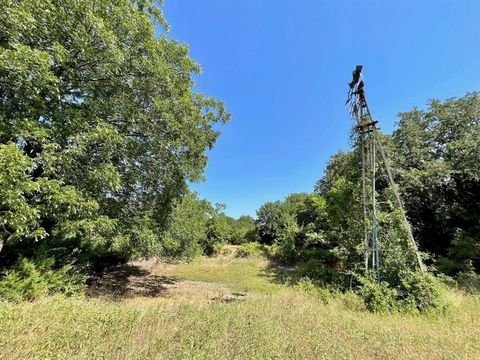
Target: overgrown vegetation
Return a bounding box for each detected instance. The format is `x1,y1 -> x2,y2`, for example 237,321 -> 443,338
0,0 -> 478,319
0,256 -> 85,302
235,242 -> 277,258
354,272 -> 450,314
1,1 -> 479,358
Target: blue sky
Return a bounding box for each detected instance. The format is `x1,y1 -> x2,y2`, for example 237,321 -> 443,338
163,0 -> 480,218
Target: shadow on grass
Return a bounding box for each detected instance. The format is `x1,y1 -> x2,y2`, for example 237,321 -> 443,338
260,259 -> 301,286
86,263 -> 179,300
262,257 -> 353,290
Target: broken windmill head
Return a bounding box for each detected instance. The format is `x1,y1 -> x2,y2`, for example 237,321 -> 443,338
348,65 -> 363,89
346,65 -> 368,121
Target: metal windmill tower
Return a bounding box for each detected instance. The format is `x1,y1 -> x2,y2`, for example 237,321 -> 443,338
346,65 -> 426,281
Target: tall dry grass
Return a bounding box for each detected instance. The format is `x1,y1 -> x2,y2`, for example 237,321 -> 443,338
1,255 -> 479,359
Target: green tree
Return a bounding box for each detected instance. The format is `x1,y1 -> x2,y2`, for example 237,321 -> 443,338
255,201 -> 291,245
0,143 -> 46,253
203,204 -> 231,255
0,0 -> 229,260
392,93 -> 480,274
231,215 -> 257,244
161,192 -> 212,259
314,151 -> 358,195
254,194 -> 329,262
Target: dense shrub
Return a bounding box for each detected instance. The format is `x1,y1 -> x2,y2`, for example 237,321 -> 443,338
235,242 -> 267,258
355,272 -> 450,314
235,242 -> 278,258
217,245 -> 235,257
210,242 -> 226,256
276,223 -> 301,263
397,271 -> 450,314
0,257 -> 86,302
356,276 -> 399,313
227,216 -> 257,245
297,259 -> 326,279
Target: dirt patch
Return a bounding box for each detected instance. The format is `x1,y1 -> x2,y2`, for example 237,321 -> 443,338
86,259 -> 246,303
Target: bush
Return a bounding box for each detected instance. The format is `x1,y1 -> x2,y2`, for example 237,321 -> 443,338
342,291 -> 366,312
263,244 -> 279,258
210,242 -> 226,256
356,276 -> 399,313
317,288 -> 333,304
235,242 -> 267,258
275,225 -> 301,263
295,277 -> 317,293
355,271 -> 450,314
298,259 -> 326,279
398,270 -> 450,314
0,257 -> 86,302
295,277 -> 332,304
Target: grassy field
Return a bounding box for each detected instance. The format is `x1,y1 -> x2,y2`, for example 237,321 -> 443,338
1,253 -> 480,359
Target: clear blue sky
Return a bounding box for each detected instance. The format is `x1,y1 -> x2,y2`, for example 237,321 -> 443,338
162,0 -> 480,218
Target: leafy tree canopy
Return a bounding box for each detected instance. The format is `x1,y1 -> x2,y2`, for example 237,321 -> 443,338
0,0 -> 229,260
392,93 -> 480,274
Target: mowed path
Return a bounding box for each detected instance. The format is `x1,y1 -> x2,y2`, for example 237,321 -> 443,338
1,253 -> 480,359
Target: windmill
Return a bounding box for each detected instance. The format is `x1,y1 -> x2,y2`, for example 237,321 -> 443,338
346,66 -> 426,281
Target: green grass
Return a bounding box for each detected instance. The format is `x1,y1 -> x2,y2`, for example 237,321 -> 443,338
161,256 -> 282,294
1,255 -> 480,359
